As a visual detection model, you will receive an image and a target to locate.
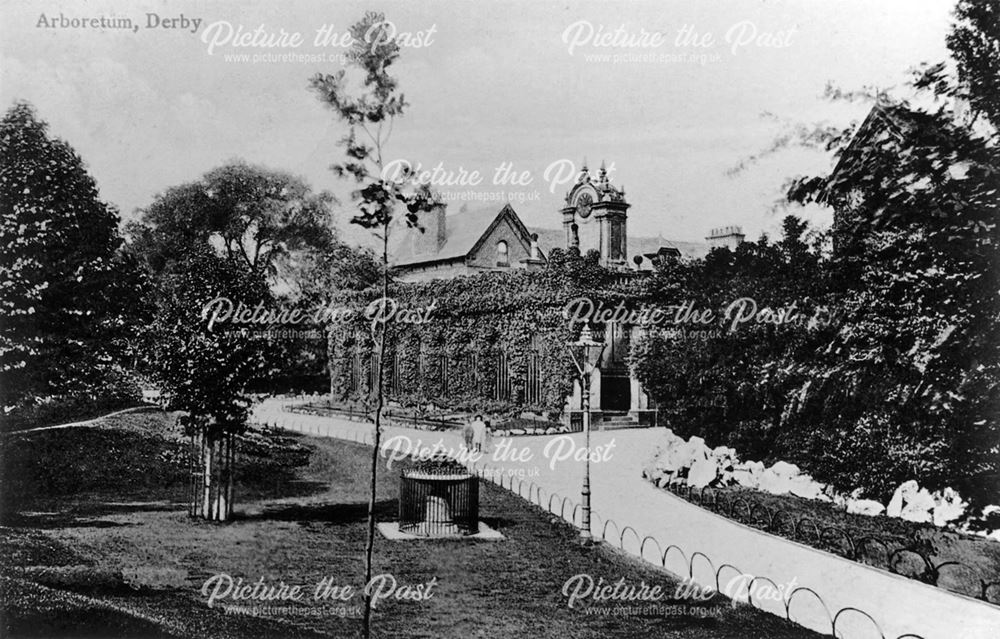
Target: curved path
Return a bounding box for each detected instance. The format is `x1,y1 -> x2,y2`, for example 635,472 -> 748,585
1,405 -> 151,436
252,398 -> 1000,639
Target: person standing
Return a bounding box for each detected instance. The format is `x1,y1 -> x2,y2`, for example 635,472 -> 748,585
462,417 -> 475,451
471,414 -> 488,453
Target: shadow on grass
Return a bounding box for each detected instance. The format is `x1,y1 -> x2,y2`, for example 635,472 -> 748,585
478,515 -> 519,530
236,498 -> 398,525
0,496 -> 195,529
2,516 -> 137,530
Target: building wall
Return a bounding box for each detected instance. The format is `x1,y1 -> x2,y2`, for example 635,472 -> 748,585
388,206 -> 652,418
465,216 -> 533,270
395,260 -> 474,283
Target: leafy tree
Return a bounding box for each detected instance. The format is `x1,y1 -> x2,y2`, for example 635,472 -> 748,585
144,246 -> 270,520
632,217 -> 834,461
130,160 -> 340,280
781,0 -> 1000,503
131,161 -> 348,519
936,0 -> 1000,133
129,160 -> 375,395
0,102 -> 139,415
787,103 -> 1000,502
310,12 -> 439,637
657,0 -> 1000,509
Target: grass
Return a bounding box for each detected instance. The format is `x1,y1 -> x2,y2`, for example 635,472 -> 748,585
0,409 -> 820,638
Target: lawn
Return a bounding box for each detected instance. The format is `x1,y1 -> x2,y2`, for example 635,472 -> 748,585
0,409 -> 820,638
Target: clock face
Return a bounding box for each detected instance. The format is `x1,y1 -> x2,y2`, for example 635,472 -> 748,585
576,193 -> 593,219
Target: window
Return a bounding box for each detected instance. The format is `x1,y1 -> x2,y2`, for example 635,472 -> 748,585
496,240 -> 509,266
610,222 -> 624,260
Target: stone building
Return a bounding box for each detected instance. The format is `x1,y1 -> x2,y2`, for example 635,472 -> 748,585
706,226 -> 746,251
391,203 -> 545,283
377,162 -> 740,424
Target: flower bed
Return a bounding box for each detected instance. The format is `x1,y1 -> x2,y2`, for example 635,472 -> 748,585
490,417 -> 572,437
642,429 -> 1000,604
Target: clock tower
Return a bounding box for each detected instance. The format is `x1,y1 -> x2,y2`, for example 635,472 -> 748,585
560,160 -> 629,269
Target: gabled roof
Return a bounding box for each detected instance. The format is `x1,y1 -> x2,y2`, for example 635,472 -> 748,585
829,101 -> 920,181
390,203 -> 537,268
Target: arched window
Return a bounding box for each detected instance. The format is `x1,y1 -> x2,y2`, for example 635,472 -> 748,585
496,240 -> 509,266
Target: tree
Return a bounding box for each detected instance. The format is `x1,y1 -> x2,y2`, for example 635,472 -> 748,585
144,246 -> 270,520
685,0 -> 1000,507
631,217 -> 833,462
130,160 -> 339,280
310,12 -> 439,638
782,0 -> 1000,503
943,0 -> 1000,133
0,102 -> 138,414
130,160 -> 376,395
131,162 -> 346,519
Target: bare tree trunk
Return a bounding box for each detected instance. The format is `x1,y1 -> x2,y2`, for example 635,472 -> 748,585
226,432 -> 235,520
362,227 -> 390,639
191,431 -> 236,522
202,434 -> 212,519
217,435 -> 228,521
189,433 -> 199,517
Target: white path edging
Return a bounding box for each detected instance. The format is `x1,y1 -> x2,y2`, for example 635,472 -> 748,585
1,405 -> 152,436
252,400 -> 1000,639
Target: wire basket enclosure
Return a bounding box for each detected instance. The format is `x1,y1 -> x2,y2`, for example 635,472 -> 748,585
399,456 -> 479,537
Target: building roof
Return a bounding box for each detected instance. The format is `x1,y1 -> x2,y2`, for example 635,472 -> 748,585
390,203 -> 535,268
389,201 -> 712,270
829,101 -> 919,182
630,235 -> 711,260
528,227 -> 710,261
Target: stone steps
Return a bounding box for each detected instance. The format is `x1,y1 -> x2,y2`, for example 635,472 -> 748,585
598,416 -> 641,430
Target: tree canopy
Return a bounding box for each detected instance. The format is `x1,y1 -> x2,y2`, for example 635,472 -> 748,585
0,102 -> 137,410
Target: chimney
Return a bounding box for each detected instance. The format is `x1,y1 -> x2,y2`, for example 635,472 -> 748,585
706,225 -> 745,251
413,204 -> 447,256
521,232 -> 545,270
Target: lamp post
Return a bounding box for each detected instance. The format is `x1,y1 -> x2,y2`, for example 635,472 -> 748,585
566,324 -> 605,544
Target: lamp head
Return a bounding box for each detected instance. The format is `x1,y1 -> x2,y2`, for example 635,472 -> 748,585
573,324 -> 603,348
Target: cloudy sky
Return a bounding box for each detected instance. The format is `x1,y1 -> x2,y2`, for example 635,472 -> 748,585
1,0 -> 955,243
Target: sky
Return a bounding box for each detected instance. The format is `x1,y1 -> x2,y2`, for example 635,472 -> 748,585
0,0 -> 956,244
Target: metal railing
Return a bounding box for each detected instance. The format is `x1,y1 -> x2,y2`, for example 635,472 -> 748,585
253,403 -> 952,639
658,479 -> 1000,606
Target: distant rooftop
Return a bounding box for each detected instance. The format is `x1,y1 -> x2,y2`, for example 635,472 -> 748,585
529,227 -> 710,261
707,225 -> 745,239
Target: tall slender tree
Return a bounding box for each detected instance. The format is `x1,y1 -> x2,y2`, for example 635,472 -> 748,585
310,12 -> 438,638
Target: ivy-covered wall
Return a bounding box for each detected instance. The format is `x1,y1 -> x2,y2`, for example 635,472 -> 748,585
326,249 -> 647,418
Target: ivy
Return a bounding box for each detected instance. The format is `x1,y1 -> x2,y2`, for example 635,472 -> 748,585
326,249 -> 635,418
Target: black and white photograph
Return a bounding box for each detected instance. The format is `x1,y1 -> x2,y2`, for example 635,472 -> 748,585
1,1 -> 999,637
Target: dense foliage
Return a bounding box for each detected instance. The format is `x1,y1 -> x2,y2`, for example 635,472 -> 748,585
634,0 -> 1000,506
326,247 -> 648,418
129,160 -> 367,434
0,102 -> 143,424
141,248 -> 270,438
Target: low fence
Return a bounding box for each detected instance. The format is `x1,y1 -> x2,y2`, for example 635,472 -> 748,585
251,400 -> 1000,639
287,403 -> 466,431
473,460 -> 940,639
659,480 -> 1000,606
